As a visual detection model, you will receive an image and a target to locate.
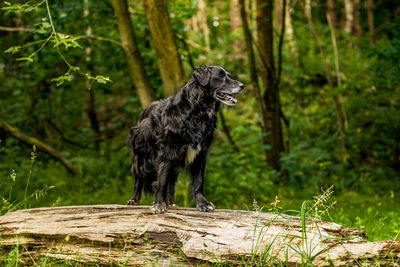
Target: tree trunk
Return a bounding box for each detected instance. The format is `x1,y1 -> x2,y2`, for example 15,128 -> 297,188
344,0 -> 355,35
1,205 -> 399,265
229,0 -> 245,61
352,0 -> 361,37
367,0 -> 375,43
275,0 -> 283,27
305,0 -> 312,20
112,0 -> 155,108
142,0 -> 185,97
285,0 -> 299,64
327,0 -> 337,28
84,0 -> 102,151
256,0 -> 284,170
239,0 -> 266,133
195,0 -> 210,49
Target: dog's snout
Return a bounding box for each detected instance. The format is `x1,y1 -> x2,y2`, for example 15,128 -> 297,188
237,82 -> 244,92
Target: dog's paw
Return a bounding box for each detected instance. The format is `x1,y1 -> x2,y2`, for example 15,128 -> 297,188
126,199 -> 138,205
197,201 -> 215,212
153,202 -> 167,214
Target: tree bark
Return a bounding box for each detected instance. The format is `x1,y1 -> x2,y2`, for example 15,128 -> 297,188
305,0 -> 312,20
275,0 -> 283,27
367,0 -> 375,43
344,0 -> 354,34
229,0 -> 245,61
0,120 -> 79,175
344,0 -> 360,36
84,0 -> 102,151
327,0 -> 337,28
192,0 -> 210,49
112,0 -> 155,108
285,0 -> 299,64
352,0 -> 361,37
239,0 -> 266,133
142,0 -> 185,97
256,0 -> 284,170
1,205 -> 399,265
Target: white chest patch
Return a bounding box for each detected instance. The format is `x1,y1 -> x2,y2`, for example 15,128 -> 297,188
186,144 -> 201,164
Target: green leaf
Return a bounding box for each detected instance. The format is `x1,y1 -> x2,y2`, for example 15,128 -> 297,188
16,57 -> 33,62
95,75 -> 111,84
4,46 -> 20,54
6,247 -> 18,267
52,33 -> 82,50
42,22 -> 51,28
51,74 -> 72,86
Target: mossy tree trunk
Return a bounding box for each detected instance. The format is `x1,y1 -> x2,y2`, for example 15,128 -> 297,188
112,0 -> 155,108
142,0 -> 185,97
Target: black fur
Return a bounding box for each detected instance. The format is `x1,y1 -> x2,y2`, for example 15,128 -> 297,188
127,66 -> 244,213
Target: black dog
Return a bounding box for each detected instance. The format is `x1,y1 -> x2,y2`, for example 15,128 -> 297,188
127,66 -> 244,213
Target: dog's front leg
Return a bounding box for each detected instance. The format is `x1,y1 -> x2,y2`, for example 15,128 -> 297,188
153,162 -> 175,214
190,152 -> 215,212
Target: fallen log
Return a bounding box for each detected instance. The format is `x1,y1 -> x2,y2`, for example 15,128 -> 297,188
0,205 -> 398,265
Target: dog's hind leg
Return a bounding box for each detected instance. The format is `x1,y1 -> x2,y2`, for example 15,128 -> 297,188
127,162 -> 146,205
127,175 -> 144,205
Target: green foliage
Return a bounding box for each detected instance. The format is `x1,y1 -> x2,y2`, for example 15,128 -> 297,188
1,0 -> 111,87
2,1 -> 43,14
0,2 -> 399,265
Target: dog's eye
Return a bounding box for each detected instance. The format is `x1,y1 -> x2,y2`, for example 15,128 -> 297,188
219,70 -> 225,77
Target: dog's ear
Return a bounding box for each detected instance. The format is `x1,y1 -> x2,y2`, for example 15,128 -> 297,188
193,66 -> 210,86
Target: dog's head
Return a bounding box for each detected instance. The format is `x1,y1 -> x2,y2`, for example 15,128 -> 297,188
193,66 -> 244,105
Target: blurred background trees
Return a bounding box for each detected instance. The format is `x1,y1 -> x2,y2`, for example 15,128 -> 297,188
0,0 -> 399,241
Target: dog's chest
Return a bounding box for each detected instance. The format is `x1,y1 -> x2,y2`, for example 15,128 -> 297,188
186,144 -> 201,164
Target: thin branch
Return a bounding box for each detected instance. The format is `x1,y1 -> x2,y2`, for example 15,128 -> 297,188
327,12 -> 348,130
0,26 -> 35,32
45,119 -> 93,149
0,120 -> 80,175
45,0 -> 56,34
176,34 -> 195,70
79,35 -> 123,48
185,39 -> 210,52
299,0 -> 347,152
280,110 -> 290,152
251,38 -> 274,78
0,25 -> 123,48
275,0 -> 286,89
219,111 -> 239,152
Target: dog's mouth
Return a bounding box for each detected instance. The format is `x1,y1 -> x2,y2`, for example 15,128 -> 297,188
215,91 -> 238,105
